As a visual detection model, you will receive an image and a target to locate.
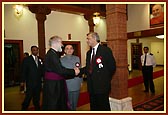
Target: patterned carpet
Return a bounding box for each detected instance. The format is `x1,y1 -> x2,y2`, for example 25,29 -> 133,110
133,94 -> 164,111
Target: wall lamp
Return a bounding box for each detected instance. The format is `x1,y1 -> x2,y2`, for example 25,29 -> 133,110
14,5 -> 24,17
93,12 -> 100,25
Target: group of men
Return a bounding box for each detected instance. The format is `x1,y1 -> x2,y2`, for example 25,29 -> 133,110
20,32 -> 156,111
20,32 -> 116,111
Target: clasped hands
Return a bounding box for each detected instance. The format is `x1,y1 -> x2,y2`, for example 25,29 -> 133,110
74,67 -> 80,76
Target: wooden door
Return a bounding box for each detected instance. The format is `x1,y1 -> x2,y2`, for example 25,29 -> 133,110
4,40 -> 23,87
131,43 -> 142,70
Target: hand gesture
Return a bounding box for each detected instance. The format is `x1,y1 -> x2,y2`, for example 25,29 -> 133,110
74,67 -> 80,76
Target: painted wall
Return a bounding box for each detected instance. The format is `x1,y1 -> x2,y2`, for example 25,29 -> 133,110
4,4 -> 107,66
127,4 -> 150,32
4,4 -> 38,53
151,42 -> 164,65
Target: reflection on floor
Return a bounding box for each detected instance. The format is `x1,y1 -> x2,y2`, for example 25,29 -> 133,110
4,66 -> 164,111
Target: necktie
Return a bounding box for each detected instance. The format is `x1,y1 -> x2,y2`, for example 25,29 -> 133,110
35,56 -> 38,67
89,48 -> 95,73
144,54 -> 147,66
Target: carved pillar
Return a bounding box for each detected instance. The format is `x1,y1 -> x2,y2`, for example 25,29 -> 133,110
84,14 -> 95,32
29,5 -> 51,59
106,4 -> 133,111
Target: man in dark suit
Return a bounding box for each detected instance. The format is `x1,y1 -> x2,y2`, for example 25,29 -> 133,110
81,32 -> 116,111
20,46 -> 43,110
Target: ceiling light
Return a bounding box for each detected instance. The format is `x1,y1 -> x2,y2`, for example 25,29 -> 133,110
93,12 -> 100,25
156,35 -> 164,39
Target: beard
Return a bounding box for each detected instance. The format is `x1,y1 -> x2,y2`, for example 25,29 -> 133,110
57,46 -> 62,52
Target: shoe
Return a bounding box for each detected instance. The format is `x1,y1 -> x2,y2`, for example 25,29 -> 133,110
143,90 -> 149,92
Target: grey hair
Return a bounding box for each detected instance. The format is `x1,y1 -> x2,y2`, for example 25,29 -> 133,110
49,35 -> 62,47
87,32 -> 100,42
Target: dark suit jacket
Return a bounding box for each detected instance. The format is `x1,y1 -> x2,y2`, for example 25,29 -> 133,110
81,44 -> 116,94
44,48 -> 75,78
20,55 -> 43,88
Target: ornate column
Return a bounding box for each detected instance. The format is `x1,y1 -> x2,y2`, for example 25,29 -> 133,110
29,5 -> 51,59
106,4 -> 133,111
84,13 -> 95,32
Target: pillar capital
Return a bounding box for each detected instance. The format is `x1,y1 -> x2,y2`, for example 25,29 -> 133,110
84,13 -> 95,32
28,5 -> 51,59
28,4 -> 51,15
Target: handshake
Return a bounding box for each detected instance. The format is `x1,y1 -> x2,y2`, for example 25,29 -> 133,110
74,67 -> 80,76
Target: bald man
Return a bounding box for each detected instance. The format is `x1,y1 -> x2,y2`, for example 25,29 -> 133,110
150,4 -> 164,26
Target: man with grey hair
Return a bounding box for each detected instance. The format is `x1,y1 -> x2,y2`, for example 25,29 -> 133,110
42,35 -> 80,110
80,32 -> 116,110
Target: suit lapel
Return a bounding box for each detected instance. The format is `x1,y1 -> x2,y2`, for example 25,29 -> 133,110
31,55 -> 38,68
93,45 -> 101,70
95,45 -> 101,58
87,45 -> 101,72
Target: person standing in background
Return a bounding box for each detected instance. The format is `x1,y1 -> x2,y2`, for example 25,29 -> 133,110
20,46 -> 43,110
141,47 -> 156,94
42,36 -> 80,111
60,45 -> 83,110
80,32 -> 116,111
24,52 -> 29,58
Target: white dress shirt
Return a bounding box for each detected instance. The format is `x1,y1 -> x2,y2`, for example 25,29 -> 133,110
91,43 -> 99,58
141,53 -> 156,67
32,55 -> 38,66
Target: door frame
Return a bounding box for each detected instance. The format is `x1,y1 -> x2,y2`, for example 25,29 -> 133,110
4,40 -> 24,63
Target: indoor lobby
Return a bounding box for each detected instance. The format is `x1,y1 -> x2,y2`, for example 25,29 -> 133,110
3,3 -> 165,112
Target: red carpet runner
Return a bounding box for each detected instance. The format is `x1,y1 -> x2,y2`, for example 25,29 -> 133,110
77,69 -> 164,107
28,70 -> 163,109
128,69 -> 164,88
77,92 -> 89,107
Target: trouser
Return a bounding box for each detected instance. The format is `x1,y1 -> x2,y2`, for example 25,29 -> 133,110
21,85 -> 41,111
68,90 -> 80,110
142,66 -> 155,93
89,93 -> 111,111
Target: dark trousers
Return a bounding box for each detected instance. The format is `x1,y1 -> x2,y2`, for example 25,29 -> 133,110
21,85 -> 41,110
89,93 -> 110,111
42,80 -> 68,111
142,66 -> 155,93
